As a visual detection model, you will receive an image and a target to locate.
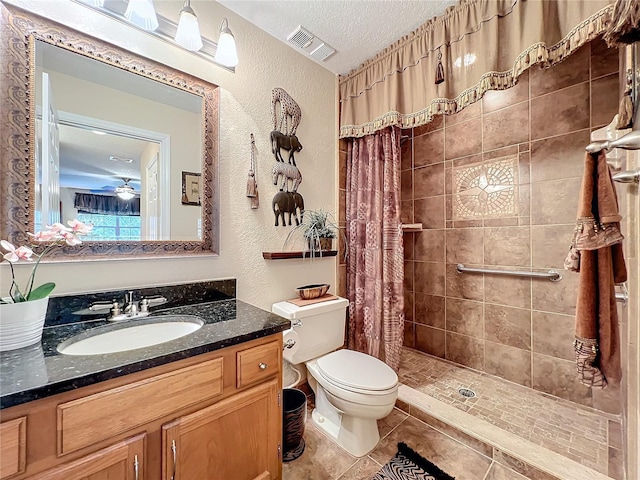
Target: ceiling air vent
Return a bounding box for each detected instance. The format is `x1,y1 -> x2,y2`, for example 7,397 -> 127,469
309,42 -> 336,62
287,26 -> 314,49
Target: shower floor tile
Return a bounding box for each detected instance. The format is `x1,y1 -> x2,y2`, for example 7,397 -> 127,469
399,347 -> 614,475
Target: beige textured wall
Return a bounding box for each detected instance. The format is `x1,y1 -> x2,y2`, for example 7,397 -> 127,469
0,0 -> 338,311
399,38 -> 623,414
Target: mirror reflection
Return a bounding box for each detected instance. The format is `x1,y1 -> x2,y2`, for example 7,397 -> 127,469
35,40 -> 203,241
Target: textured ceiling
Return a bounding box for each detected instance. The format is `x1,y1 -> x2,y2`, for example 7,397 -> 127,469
217,0 -> 457,75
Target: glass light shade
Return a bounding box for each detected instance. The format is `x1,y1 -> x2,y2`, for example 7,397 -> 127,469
175,9 -> 203,51
116,189 -> 135,200
215,27 -> 238,67
124,0 -> 159,31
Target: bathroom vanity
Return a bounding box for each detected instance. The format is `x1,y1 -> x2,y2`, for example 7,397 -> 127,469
0,284 -> 289,480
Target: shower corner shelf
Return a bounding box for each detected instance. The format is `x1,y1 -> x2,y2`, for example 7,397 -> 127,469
401,223 -> 423,232
262,250 -> 338,260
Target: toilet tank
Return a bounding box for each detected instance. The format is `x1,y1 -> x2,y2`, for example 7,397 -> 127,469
272,297 -> 349,365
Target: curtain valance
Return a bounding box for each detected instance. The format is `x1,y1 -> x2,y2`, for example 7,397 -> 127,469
74,193 -> 141,216
339,0 -> 614,139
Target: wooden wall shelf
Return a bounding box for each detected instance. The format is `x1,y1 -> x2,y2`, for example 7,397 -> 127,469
262,251 -> 338,260
401,223 -> 423,232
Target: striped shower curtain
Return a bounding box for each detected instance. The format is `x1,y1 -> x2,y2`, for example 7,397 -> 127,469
346,126 -> 404,371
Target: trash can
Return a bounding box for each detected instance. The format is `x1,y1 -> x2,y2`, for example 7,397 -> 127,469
282,388 -> 307,462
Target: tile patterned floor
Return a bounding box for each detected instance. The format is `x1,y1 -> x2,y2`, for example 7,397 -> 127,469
398,347 -> 620,476
283,404 -> 531,480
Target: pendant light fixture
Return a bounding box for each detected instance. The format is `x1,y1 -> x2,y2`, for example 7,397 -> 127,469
214,18 -> 239,67
124,0 -> 159,32
115,179 -> 136,200
174,0 -> 203,51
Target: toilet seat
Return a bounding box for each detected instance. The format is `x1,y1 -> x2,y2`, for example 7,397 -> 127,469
316,350 -> 398,394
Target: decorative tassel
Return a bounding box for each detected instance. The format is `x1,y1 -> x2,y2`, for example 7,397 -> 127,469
435,49 -> 445,85
246,133 -> 259,207
616,91 -> 633,129
616,70 -> 634,130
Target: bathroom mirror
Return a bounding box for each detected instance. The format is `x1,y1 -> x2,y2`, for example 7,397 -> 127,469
0,4 -> 219,258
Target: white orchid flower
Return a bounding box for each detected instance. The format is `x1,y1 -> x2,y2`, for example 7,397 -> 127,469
67,219 -> 93,235
1,240 -> 34,263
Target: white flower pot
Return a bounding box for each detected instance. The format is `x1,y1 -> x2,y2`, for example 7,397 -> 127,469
0,297 -> 49,351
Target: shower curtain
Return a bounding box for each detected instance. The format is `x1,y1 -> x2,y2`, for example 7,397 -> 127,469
346,126 -> 404,371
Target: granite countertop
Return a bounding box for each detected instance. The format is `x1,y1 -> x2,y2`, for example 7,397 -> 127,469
0,299 -> 290,409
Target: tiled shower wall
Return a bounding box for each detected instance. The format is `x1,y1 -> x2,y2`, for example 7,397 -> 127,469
400,37 -> 622,413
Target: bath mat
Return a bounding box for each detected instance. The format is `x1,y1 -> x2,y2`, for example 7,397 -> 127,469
372,443 -> 455,480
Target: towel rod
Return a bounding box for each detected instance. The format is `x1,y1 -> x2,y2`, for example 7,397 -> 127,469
586,130 -> 640,153
612,168 -> 640,184
456,264 -> 562,282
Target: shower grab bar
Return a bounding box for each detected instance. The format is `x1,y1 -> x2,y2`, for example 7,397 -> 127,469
586,130 -> 640,153
456,264 -> 562,282
615,283 -> 629,306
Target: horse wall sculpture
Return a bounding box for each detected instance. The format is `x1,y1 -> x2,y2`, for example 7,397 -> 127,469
270,130 -> 303,166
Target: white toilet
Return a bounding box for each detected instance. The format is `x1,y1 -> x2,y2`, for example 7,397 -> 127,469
272,297 -> 398,457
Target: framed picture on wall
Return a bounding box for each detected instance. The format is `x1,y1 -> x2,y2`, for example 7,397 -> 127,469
181,171 -> 201,206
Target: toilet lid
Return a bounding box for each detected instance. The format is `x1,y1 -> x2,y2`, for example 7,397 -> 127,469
316,350 -> 398,391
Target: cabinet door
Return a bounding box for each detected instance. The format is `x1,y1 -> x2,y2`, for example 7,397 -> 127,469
162,380 -> 281,480
31,433 -> 145,480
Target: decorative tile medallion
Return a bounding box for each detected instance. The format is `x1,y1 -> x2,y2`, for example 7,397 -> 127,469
453,155 -> 518,220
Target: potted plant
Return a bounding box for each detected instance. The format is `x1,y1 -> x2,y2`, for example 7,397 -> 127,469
284,209 -> 340,256
0,219 -> 92,351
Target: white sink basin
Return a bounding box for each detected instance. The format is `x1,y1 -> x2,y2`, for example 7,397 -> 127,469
57,315 -> 204,356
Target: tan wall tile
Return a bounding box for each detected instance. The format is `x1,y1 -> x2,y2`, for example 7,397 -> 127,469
446,297 -> 484,337
414,163 -> 445,198
446,228 -> 484,264
591,73 -> 620,128
416,324 -> 446,358
484,275 -> 532,309
415,293 -> 445,329
484,226 -> 531,267
404,290 -> 415,323
530,130 -> 590,183
483,70 -> 529,114
446,332 -> 484,369
339,150 -> 347,188
518,151 -> 531,184
485,341 -> 532,387
446,263 -> 483,301
403,232 -> 414,260
414,229 -> 445,261
400,199 -> 414,224
401,134 -> 413,171
592,384 -> 621,415
484,304 -> 531,350
445,117 -> 483,160
483,145 -> 519,161
404,321 -> 415,348
530,177 -> 581,225
483,101 -> 530,151
415,261 -> 446,296
445,100 -> 481,126
338,264 -> 347,298
530,43 -> 589,97
415,196 -> 445,229
590,37 -> 619,79
532,353 -> 593,406
414,129 -> 444,167
532,310 -> 574,361
531,225 -> 574,269
532,270 -> 578,316
414,114 -> 444,136
404,260 -> 414,291
531,82 -> 590,140
401,169 -> 413,201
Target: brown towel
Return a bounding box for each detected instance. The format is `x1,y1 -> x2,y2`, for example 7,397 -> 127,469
573,151 -> 627,389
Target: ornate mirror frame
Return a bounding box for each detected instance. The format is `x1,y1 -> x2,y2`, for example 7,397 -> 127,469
0,4 -> 219,259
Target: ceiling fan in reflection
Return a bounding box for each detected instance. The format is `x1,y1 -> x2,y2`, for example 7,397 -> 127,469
90,178 -> 138,200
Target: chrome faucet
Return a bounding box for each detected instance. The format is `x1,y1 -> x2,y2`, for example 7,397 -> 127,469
124,291 -> 138,316
107,292 -> 167,322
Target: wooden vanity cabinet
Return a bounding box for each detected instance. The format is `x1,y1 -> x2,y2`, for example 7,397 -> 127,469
0,334 -> 283,480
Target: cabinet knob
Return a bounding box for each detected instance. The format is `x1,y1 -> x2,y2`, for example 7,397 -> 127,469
259,362 -> 268,370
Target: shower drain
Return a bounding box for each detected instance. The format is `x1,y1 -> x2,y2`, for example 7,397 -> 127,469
458,388 -> 476,398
